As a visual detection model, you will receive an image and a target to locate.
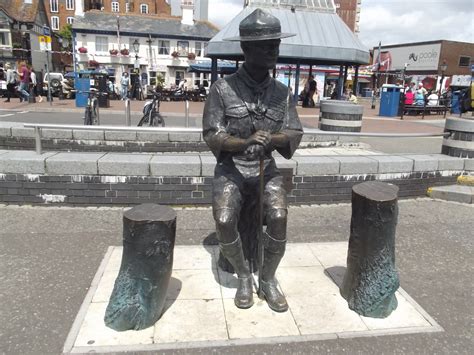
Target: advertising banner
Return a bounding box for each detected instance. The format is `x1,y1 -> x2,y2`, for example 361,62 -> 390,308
374,43 -> 441,72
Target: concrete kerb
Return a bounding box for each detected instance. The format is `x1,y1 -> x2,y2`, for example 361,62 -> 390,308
0,151 -> 470,177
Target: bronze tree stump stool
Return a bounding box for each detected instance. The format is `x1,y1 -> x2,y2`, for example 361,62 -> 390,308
105,204 -> 177,331
340,181 -> 400,318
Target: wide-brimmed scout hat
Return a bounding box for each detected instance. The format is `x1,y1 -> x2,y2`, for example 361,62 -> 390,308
223,8 -> 295,42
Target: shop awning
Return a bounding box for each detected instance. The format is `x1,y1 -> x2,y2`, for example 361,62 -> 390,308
188,60 -> 238,74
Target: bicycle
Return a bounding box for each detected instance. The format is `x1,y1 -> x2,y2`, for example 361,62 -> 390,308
138,89 -> 165,127
76,89 -> 107,125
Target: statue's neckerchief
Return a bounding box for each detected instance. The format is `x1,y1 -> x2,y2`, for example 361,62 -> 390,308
235,66 -> 273,125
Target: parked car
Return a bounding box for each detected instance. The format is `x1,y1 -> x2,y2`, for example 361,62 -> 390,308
43,72 -> 74,98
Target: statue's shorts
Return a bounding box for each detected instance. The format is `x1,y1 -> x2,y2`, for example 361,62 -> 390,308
212,158 -> 287,219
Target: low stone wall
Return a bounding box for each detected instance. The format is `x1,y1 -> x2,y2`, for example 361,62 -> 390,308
0,150 -> 471,206
0,122 -> 356,153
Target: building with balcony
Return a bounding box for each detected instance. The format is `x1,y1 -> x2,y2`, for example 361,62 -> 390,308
72,5 -> 218,88
43,0 -> 171,32
0,0 -> 53,71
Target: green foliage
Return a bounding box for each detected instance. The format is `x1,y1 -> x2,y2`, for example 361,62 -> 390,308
156,74 -> 165,89
58,24 -> 72,41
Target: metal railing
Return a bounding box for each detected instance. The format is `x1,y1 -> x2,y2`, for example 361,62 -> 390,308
23,123 -> 449,155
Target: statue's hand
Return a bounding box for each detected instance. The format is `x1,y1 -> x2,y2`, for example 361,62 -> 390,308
246,130 -> 271,149
245,144 -> 265,159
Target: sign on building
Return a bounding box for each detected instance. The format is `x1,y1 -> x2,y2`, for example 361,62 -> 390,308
374,43 -> 441,72
39,36 -> 52,51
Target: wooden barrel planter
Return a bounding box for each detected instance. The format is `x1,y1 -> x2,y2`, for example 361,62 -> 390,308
442,117 -> 474,158
320,100 -> 364,132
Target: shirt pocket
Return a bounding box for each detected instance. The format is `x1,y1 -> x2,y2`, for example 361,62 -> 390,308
225,105 -> 251,137
265,108 -> 284,132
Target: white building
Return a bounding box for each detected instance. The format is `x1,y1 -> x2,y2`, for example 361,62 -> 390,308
72,4 -> 218,88
169,0 -> 209,21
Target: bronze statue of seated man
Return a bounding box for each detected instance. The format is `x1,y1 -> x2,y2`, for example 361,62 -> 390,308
203,8 -> 303,312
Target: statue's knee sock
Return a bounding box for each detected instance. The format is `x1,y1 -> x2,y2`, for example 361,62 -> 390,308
260,232 -> 288,312
262,232 -> 286,282
219,236 -> 251,278
219,237 -> 254,309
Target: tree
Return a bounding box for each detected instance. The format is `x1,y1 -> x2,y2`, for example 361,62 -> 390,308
58,24 -> 72,42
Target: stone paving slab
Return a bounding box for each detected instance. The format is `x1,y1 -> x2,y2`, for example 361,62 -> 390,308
64,242 -> 442,353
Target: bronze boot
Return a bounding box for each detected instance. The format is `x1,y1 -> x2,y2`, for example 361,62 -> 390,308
220,237 -> 254,309
259,233 -> 288,312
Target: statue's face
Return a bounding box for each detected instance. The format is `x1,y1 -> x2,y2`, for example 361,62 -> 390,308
241,39 -> 281,70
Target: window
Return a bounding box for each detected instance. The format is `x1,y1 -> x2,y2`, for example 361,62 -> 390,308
95,36 -> 108,52
50,0 -> 58,13
177,41 -> 189,57
66,0 -> 74,10
158,40 -> 170,55
51,16 -> 59,30
126,2 -> 130,12
67,17 -> 74,25
140,4 -> 149,14
111,2 -> 119,12
459,56 -> 471,67
195,42 -> 202,57
0,31 -> 11,47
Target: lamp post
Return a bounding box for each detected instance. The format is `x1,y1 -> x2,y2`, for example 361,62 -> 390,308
133,39 -> 140,62
132,39 -> 140,99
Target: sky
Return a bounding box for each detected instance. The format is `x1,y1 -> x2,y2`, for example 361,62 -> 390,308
208,0 -> 474,48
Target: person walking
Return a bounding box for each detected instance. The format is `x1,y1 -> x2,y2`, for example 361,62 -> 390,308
29,66 -> 42,102
4,63 -> 16,102
303,74 -> 317,107
120,72 -> 130,100
17,62 -> 30,102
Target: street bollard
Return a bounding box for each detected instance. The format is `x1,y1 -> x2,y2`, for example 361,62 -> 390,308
185,99 -> 190,128
96,104 -> 101,125
125,98 -> 131,126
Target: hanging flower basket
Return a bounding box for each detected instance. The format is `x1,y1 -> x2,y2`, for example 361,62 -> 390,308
109,49 -> 119,56
120,48 -> 129,56
88,59 -> 99,67
187,52 -> 196,60
78,47 -> 88,54
171,51 -> 180,59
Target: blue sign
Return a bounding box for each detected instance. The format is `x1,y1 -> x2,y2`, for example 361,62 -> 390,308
43,26 -> 51,37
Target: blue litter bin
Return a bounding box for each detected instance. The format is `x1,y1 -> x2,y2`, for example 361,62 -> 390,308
75,77 -> 90,108
379,84 -> 401,117
362,88 -> 373,97
451,90 -> 462,114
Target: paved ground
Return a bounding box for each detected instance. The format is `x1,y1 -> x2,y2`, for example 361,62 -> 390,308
0,199 -> 472,354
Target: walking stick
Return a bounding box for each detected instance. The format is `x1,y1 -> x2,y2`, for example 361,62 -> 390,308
257,155 -> 265,297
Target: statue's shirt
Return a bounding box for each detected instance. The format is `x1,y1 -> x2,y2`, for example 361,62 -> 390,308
203,66 -> 303,177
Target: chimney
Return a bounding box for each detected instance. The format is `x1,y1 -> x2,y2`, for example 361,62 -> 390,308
181,0 -> 194,25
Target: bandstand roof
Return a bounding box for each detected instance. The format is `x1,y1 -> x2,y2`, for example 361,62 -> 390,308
206,4 -> 370,66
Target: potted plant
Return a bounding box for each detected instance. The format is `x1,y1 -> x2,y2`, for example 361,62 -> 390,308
187,52 -> 196,60
88,59 -> 99,67
109,48 -> 119,56
171,51 -> 179,59
120,48 -> 129,56
78,46 -> 88,54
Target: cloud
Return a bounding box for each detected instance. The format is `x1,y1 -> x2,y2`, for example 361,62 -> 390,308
208,0 -> 244,29
359,0 -> 474,48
